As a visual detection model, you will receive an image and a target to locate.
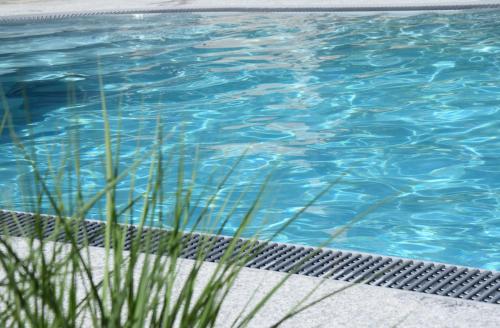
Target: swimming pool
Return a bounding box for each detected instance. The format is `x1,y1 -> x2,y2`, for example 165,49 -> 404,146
1,11 -> 500,270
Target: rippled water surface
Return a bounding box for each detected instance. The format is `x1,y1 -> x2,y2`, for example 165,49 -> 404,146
1,12 -> 500,269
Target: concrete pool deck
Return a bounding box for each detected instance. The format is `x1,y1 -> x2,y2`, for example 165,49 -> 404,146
0,0 -> 500,18
7,237 -> 500,327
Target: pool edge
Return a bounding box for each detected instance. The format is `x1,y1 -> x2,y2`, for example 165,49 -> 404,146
0,4 -> 500,22
2,209 -> 499,305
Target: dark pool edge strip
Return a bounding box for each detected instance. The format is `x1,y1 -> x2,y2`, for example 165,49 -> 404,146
1,209 -> 499,305
1,4 -> 500,23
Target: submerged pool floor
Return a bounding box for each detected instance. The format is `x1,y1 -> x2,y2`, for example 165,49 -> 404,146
1,11 -> 500,270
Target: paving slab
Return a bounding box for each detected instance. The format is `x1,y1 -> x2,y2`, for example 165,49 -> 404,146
4,237 -> 500,327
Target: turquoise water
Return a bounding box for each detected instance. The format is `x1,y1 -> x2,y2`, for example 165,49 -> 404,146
1,12 -> 500,269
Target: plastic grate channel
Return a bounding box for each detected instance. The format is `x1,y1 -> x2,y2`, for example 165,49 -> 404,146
2,4 -> 500,24
1,209 -> 499,305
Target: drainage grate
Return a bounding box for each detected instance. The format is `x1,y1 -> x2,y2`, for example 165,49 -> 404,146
1,209 -> 499,305
2,5 -> 500,23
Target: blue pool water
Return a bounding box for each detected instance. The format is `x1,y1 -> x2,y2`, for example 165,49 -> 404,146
1,12 -> 500,269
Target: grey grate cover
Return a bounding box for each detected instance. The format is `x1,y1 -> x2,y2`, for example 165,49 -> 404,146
1,209 -> 500,305
2,5 -> 500,24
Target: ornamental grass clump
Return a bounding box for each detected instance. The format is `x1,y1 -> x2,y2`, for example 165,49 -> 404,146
0,74 -> 392,327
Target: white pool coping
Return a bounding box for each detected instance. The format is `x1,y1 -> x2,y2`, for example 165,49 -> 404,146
0,0 -> 499,19
5,237 -> 499,327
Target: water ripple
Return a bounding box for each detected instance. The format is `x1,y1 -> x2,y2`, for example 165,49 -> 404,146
1,11 -> 500,269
